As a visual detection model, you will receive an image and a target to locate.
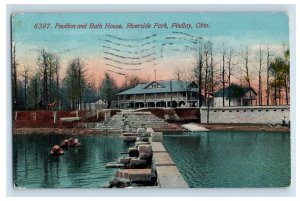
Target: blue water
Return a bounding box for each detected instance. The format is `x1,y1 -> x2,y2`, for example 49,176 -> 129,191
163,131 -> 290,188
13,135 -> 132,188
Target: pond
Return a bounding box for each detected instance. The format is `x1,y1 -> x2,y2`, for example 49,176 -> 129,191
13,131 -> 290,189
13,134 -> 132,188
163,131 -> 290,188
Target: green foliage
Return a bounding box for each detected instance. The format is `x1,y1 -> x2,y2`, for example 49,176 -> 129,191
100,73 -> 117,108
269,48 -> 290,104
64,57 -> 86,109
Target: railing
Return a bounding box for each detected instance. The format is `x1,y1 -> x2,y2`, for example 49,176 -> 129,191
117,97 -> 197,102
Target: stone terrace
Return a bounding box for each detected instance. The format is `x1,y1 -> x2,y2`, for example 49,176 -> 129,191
104,111 -> 184,132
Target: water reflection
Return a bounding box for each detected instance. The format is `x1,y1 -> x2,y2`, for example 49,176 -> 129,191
163,131 -> 290,188
13,134 -> 131,188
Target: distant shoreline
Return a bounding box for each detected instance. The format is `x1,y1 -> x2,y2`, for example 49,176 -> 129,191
13,124 -> 289,135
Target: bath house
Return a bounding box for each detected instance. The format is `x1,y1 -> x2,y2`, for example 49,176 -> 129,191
114,80 -> 199,109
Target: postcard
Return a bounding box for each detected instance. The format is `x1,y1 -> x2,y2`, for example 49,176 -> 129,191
11,12 -> 290,189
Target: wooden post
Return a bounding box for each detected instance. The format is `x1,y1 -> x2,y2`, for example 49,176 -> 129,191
96,110 -> 99,120
53,111 -> 57,124
34,112 -> 36,120
76,110 -> 78,117
15,111 -> 17,121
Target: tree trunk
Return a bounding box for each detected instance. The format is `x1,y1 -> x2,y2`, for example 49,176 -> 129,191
266,47 -> 270,106
12,43 -> 18,109
198,48 -> 203,108
222,53 -> 225,107
24,74 -> 27,109
285,76 -> 289,105
210,47 -> 214,100
204,52 -> 209,106
228,48 -> 233,106
258,46 -> 263,106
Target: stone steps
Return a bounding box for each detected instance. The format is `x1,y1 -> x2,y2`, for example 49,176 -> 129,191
103,111 -> 175,131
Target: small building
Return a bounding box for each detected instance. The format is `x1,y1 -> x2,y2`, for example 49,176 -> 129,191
115,80 -> 199,109
81,96 -> 107,110
214,84 -> 257,107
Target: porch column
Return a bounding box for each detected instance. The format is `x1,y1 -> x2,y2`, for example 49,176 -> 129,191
117,95 -> 120,109
134,94 -> 136,109
165,93 -> 168,107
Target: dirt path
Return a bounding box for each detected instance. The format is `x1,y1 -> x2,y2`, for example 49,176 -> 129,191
13,127 -> 114,135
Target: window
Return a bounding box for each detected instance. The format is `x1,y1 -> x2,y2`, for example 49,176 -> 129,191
147,82 -> 163,89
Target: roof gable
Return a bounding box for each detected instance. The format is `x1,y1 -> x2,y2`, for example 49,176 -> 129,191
214,84 -> 257,98
144,81 -> 165,89
188,81 -> 198,88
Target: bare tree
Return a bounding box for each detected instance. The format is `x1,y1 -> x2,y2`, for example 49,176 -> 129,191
227,46 -> 234,106
22,66 -> 30,109
55,56 -> 60,107
221,43 -> 227,107
197,43 -> 204,107
257,45 -> 264,106
266,46 -> 271,105
28,73 -> 40,109
204,47 -> 209,105
241,47 -> 252,105
173,67 -> 185,80
12,42 -> 18,109
209,42 -> 215,97
37,49 -> 60,105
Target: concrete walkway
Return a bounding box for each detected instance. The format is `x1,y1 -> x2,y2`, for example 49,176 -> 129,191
182,123 -> 209,132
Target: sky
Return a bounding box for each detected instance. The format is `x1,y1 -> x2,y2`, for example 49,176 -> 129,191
12,12 -> 289,86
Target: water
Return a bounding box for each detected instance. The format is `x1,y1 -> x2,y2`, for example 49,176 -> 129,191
13,134 -> 132,188
163,131 -> 290,188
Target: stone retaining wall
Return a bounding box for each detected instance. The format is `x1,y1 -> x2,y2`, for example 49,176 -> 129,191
201,106 -> 290,124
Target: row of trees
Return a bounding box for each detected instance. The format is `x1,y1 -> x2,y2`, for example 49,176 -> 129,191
12,47 -> 120,110
175,40 -> 290,107
12,41 -> 290,111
